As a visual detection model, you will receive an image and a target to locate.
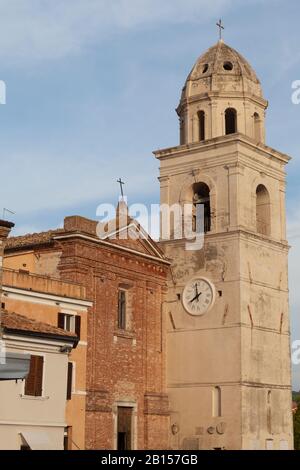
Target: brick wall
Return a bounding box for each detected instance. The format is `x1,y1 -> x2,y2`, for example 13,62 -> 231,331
57,222 -> 170,449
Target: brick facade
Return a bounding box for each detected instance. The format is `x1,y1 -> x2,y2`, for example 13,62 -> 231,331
5,215 -> 171,449
56,216 -> 170,449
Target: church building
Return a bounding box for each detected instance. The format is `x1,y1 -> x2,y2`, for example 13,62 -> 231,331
1,37 -> 294,450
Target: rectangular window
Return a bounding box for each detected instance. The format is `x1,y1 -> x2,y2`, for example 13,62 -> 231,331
65,315 -> 74,332
118,290 -> 127,330
24,355 -> 44,397
64,426 -> 72,450
58,313 -> 81,339
265,439 -> 274,450
66,362 -> 73,400
117,407 -> 133,450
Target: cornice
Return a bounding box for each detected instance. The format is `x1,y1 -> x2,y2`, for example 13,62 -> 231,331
154,133 -> 291,166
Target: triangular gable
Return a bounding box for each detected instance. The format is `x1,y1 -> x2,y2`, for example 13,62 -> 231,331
101,220 -> 166,261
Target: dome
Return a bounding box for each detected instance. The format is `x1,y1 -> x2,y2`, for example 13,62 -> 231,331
181,40 -> 263,100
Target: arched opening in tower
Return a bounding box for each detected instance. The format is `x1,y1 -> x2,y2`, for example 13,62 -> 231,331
254,112 -> 261,142
192,182 -> 211,233
225,108 -> 237,135
198,110 -> 205,141
256,184 -> 271,236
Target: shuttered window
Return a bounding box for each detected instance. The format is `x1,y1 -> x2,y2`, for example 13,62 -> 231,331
57,313 -> 81,340
75,316 -> 81,339
57,312 -> 65,329
67,362 -> 73,400
24,355 -> 44,397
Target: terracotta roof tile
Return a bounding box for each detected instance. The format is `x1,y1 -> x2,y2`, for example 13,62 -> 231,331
5,228 -> 64,250
1,310 -> 76,341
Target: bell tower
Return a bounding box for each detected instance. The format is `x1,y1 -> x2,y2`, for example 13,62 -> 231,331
155,40 -> 293,450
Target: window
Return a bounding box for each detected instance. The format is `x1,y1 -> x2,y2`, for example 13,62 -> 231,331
225,108 -> 237,135
212,386 -> 222,417
118,290 -> 127,330
193,182 -> 211,233
202,64 -> 209,73
66,362 -> 73,400
279,440 -> 288,450
58,313 -> 81,339
65,315 -> 74,332
64,427 -> 72,450
24,355 -> 44,397
265,439 -> 274,450
198,111 -> 205,141
223,61 -> 233,71
254,112 -> 261,141
256,184 -> 271,236
117,407 -> 133,450
20,444 -> 31,451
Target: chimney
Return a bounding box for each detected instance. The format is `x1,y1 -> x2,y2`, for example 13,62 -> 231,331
0,220 -> 14,332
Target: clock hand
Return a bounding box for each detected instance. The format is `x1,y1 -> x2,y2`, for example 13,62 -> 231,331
189,292 -> 202,303
189,284 -> 198,303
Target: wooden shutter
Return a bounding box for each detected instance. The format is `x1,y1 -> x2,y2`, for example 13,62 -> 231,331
24,355 -> 36,396
58,313 -> 65,329
75,316 -> 81,339
35,356 -> 44,396
67,362 -> 73,400
25,355 -> 44,397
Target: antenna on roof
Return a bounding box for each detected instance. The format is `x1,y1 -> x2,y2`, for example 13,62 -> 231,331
2,208 -> 15,220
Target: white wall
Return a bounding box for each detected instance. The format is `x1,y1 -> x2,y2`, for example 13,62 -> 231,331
0,334 -> 70,450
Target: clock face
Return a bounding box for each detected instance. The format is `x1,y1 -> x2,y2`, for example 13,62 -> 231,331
182,277 -> 215,316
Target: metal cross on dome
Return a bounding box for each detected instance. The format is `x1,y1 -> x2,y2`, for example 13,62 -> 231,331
216,19 -> 224,40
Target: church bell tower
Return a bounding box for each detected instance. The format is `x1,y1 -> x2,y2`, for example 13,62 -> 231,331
155,39 -> 293,450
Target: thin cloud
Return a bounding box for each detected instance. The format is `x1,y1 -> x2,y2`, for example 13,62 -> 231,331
0,0 -> 273,64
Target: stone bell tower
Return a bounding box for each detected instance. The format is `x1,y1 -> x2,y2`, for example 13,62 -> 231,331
155,39 -> 293,450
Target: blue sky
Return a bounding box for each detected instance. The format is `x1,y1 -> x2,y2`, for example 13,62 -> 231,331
0,0 -> 299,388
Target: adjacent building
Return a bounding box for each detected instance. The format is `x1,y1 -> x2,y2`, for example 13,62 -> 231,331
0,219 -> 90,449
1,266 -> 92,449
0,219 -> 30,383
0,310 -> 77,450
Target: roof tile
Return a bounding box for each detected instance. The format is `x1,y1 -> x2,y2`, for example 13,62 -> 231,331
1,310 -> 76,340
